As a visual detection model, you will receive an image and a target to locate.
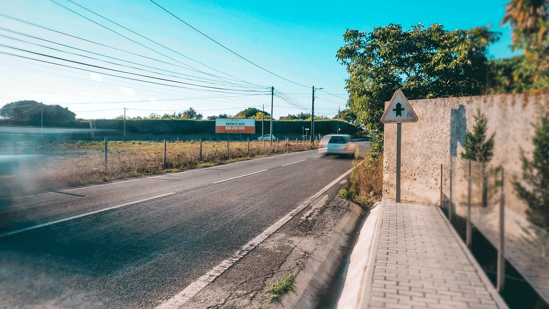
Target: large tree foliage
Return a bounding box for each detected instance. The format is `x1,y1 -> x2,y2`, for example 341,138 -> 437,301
487,55 -> 534,94
502,0 -> 549,90
332,109 -> 357,124
236,108 -> 269,118
336,24 -> 498,155
513,107 -> 549,231
0,100 -> 76,122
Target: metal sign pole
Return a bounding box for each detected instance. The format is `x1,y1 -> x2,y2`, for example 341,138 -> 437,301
396,123 -> 401,202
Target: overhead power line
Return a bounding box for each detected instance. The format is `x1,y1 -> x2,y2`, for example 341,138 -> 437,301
149,0 -> 310,88
0,45 -> 269,93
0,14 -> 257,86
58,0 -> 258,87
1,51 -> 270,94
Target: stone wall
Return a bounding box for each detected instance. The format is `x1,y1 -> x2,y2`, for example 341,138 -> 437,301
382,93 -> 548,218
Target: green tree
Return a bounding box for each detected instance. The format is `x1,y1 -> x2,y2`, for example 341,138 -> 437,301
253,112 -> 270,121
461,109 -> 495,207
513,107 -> 549,231
0,100 -> 76,122
236,108 -> 269,118
332,109 -> 357,124
487,55 -> 534,94
501,0 -> 549,90
336,24 -> 499,156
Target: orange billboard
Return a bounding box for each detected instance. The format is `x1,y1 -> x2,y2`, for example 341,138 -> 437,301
215,118 -> 256,134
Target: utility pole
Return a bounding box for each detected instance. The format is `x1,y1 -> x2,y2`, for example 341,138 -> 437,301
337,106 -> 340,133
262,104 -> 265,148
311,86 -> 314,143
124,107 -> 126,138
270,86 -> 274,147
311,86 -> 323,143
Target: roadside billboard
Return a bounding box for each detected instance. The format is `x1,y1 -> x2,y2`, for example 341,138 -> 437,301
215,118 -> 256,134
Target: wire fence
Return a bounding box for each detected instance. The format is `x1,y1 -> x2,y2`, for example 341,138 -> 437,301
443,156 -> 549,302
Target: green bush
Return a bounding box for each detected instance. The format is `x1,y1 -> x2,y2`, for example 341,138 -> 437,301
267,274 -> 294,303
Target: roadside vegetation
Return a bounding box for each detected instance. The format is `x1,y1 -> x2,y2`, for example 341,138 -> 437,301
340,149 -> 383,208
16,140 -> 317,193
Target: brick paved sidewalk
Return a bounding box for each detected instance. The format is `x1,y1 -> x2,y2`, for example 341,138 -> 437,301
360,200 -> 508,309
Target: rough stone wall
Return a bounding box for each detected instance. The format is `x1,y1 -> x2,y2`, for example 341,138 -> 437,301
383,93 -> 548,218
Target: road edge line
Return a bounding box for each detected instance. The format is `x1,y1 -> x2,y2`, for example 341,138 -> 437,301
155,167 -> 355,309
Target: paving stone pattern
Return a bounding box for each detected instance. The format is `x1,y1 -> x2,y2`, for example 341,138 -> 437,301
368,201 -> 504,309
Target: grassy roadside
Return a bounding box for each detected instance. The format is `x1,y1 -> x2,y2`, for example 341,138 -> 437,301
339,150 -> 383,208
15,140 -> 318,194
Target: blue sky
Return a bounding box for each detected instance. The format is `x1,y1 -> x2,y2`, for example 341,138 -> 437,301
0,0 -> 517,120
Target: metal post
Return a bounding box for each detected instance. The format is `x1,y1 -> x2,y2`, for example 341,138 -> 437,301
199,139 -> 203,161
104,136 -> 108,166
311,86 -> 315,143
163,139 -> 166,167
270,86 -> 274,147
449,167 -> 453,222
396,123 -> 401,203
497,167 -> 506,292
467,160 -> 472,248
440,164 -> 443,207
227,140 -> 230,157
262,104 -> 265,148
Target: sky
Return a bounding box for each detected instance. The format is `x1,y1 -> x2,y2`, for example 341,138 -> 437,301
0,0 -> 518,120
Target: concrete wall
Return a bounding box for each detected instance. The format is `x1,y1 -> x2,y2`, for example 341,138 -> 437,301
382,93 -> 548,218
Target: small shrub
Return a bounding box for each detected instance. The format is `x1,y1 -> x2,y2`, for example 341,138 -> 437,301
76,141 -> 84,146
267,274 -> 294,303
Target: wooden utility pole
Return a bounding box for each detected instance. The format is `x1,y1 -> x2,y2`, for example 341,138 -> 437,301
163,139 -> 167,168
311,86 -> 314,143
124,107 -> 126,139
270,86 -> 274,147
262,104 -> 265,148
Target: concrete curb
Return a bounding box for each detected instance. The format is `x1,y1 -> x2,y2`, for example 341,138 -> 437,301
272,200 -> 366,309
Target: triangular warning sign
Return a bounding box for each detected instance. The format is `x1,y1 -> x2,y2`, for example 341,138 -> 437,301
380,90 -> 418,123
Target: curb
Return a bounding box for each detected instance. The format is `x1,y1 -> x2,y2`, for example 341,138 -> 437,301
273,200 -> 366,309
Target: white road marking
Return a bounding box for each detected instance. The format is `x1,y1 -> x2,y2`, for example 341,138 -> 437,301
156,167 -> 355,309
313,155 -> 323,158
213,169 -> 268,184
281,159 -> 307,167
0,193 -> 174,238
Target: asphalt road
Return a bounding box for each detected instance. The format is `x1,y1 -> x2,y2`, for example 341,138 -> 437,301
0,142 -> 369,308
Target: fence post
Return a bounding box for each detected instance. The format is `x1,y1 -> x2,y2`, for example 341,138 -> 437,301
277,139 -> 279,150
440,164 -> 443,208
199,139 -> 203,161
467,160 -> 472,248
227,140 -> 230,158
163,139 -> 166,168
449,167 -> 453,222
497,167 -> 506,292
263,136 -> 265,149
104,136 -> 108,167
286,138 -> 288,152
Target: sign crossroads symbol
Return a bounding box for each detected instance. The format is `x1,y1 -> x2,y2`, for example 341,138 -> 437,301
393,103 -> 405,117
380,90 -> 418,124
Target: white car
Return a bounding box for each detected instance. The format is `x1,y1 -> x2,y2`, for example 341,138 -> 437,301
319,134 -> 357,157
258,134 -> 277,141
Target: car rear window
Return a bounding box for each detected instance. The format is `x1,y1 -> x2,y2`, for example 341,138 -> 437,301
329,136 -> 346,144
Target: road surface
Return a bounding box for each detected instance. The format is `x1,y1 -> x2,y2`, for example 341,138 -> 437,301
0,142 -> 369,308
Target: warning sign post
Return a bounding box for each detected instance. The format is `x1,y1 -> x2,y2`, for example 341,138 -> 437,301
381,90 -> 418,202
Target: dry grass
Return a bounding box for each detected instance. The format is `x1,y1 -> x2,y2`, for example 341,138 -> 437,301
340,152 -> 383,208
16,140 -> 317,193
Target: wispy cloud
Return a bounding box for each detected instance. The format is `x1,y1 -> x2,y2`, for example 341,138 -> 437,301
90,73 -> 102,82
120,86 -> 136,96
